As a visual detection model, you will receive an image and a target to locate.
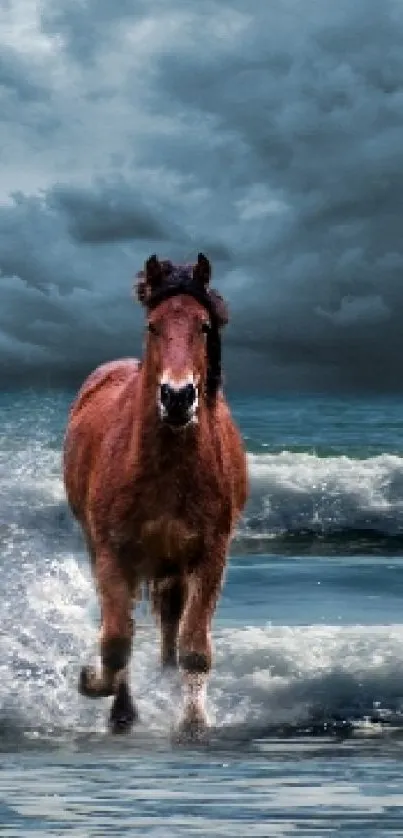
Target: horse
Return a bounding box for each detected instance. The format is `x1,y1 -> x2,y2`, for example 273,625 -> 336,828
63,253 -> 248,737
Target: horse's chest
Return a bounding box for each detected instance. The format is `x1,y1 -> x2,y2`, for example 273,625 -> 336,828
140,475 -> 199,548
112,471 -> 203,565
138,466 -> 197,513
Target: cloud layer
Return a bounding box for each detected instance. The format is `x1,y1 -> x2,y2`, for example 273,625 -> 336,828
1,0 -> 403,392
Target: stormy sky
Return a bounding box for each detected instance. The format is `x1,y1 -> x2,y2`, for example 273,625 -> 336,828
1,0 -> 403,393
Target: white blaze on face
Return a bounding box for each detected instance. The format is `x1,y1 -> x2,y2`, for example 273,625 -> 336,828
160,371 -> 197,389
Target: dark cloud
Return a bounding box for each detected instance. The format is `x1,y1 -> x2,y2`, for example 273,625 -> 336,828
1,0 -> 403,391
51,181 -> 172,244
40,0 -> 146,63
0,48 -> 48,103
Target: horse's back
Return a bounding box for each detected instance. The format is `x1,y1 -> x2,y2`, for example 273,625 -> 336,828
64,358 -> 140,519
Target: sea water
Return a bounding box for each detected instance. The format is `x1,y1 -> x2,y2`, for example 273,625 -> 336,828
1,390 -> 403,835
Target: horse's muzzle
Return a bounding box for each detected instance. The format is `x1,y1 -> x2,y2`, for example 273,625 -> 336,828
158,381 -> 198,428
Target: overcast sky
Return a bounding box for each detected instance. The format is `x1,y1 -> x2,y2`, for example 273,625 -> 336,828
1,0 -> 403,393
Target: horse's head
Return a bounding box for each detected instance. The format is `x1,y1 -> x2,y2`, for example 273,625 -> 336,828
135,254 -> 228,430
147,293 -> 210,429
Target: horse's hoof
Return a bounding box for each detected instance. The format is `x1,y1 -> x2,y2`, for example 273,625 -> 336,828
174,713 -> 209,745
109,682 -> 138,734
79,665 -> 114,698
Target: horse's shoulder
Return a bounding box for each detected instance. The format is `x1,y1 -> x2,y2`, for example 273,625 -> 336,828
71,358 -> 140,416
213,396 -> 248,512
215,394 -> 247,463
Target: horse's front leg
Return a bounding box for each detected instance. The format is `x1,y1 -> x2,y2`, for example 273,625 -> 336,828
177,542 -> 227,739
151,577 -> 185,668
79,548 -> 138,733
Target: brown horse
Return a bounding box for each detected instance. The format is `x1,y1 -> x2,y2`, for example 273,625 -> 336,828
63,253 -> 248,737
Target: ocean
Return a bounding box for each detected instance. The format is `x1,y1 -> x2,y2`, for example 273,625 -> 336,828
1,389 -> 403,836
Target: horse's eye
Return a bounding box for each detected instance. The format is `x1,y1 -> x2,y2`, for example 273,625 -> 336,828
148,322 -> 159,336
201,321 -> 211,335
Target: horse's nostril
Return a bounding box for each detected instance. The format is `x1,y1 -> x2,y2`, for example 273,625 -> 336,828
183,383 -> 196,407
160,383 -> 171,408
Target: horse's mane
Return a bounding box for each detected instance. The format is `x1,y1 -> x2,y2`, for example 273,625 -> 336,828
134,258 -> 229,400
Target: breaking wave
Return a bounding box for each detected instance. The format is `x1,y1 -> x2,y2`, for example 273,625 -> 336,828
238,451 -> 403,553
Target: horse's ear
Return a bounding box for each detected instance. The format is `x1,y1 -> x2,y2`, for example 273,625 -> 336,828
133,255 -> 162,305
193,252 -> 211,287
145,254 -> 163,288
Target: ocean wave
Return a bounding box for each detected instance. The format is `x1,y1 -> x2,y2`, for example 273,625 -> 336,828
237,451 -> 403,552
